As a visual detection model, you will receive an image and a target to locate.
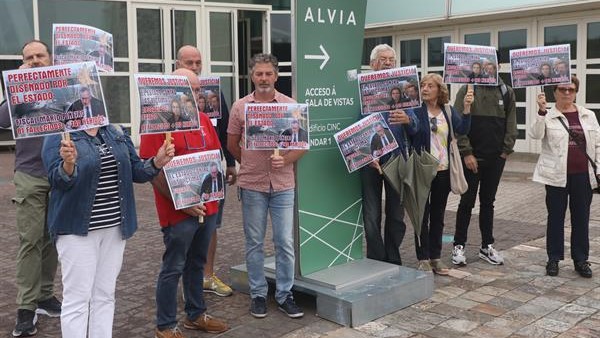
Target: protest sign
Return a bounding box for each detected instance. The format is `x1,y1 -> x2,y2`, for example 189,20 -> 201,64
2,62 -> 108,139
53,23 -> 114,73
163,149 -> 224,210
509,44 -> 571,88
198,76 -> 222,119
358,65 -> 420,115
334,112 -> 398,173
443,43 -> 498,85
135,74 -> 201,134
244,103 -> 310,150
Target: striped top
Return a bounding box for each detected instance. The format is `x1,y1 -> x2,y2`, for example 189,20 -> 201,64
89,140 -> 122,231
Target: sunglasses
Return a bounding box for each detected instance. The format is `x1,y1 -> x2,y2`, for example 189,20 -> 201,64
556,87 -> 576,94
430,117 -> 437,133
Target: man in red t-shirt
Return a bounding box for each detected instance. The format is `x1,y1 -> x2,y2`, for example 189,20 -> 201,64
140,68 -> 228,338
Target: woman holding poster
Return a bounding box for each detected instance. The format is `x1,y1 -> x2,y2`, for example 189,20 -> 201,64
42,126 -> 174,338
410,73 -> 472,275
530,76 -> 598,278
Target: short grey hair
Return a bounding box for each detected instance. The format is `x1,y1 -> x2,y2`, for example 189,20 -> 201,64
249,53 -> 279,74
370,44 -> 395,63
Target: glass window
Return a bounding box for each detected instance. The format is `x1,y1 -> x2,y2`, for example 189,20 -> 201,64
400,39 -> 421,67
39,0 -> 128,58
210,12 -> 233,62
137,9 -> 162,60
100,76 -> 130,123
362,36 -> 392,66
0,0 -> 34,55
138,64 -> 164,73
544,25 -> 577,59
220,77 -> 233,109
499,73 -> 525,102
193,0 -> 290,10
0,60 -> 22,95
586,74 -> 600,104
271,13 -> 291,62
498,29 -> 527,64
587,22 -> 600,59
172,10 -> 197,59
517,129 -> 526,140
428,36 -> 450,67
465,33 -> 490,46
516,106 -> 526,125
276,76 -> 292,98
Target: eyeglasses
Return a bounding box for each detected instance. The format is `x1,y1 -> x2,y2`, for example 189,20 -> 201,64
430,117 -> 437,133
556,87 -> 576,94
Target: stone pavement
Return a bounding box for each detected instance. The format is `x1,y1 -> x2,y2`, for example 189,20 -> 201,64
0,150 -> 598,338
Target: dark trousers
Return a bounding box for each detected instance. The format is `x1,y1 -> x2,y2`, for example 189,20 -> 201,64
545,173 -> 591,262
415,170 -> 451,260
361,165 -> 406,265
454,156 -> 506,248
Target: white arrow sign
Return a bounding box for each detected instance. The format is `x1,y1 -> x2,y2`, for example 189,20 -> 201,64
304,44 -> 330,70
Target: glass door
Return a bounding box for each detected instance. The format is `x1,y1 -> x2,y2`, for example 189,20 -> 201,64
130,3 -> 201,143
206,7 -> 270,106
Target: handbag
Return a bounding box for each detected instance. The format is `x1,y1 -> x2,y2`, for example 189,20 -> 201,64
557,117 -> 600,193
444,104 -> 468,195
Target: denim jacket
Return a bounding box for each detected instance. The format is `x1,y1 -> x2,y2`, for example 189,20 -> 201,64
42,125 -> 160,240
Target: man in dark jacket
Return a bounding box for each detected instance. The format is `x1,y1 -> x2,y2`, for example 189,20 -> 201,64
451,62 -> 518,267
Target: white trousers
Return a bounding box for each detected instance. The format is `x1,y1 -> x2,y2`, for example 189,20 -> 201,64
56,226 -> 126,338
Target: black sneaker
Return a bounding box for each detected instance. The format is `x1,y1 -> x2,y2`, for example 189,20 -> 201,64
574,261 -> 592,278
12,309 -> 37,337
250,296 -> 267,318
278,296 -> 304,318
546,260 -> 559,276
36,296 -> 61,318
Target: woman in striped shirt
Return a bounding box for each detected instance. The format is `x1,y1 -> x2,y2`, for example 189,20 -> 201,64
42,125 -> 174,338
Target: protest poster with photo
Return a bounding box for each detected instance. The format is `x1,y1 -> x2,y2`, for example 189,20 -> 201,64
163,149 -> 224,210
334,112 -> 398,173
134,74 -> 201,135
443,43 -> 499,86
509,44 -> 571,88
198,76 -> 222,119
244,103 -> 310,150
358,65 -> 420,115
53,23 -> 114,73
2,62 -> 108,139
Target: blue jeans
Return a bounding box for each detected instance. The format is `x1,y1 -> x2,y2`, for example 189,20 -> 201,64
241,188 -> 295,304
155,215 -> 218,330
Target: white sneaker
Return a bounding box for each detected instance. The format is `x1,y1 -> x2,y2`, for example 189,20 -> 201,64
479,244 -> 504,265
452,245 -> 467,266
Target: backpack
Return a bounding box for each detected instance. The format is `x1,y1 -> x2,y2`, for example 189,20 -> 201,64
498,83 -> 512,114
472,83 -> 513,114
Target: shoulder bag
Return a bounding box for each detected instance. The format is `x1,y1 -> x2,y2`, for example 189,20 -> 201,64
444,104 -> 468,195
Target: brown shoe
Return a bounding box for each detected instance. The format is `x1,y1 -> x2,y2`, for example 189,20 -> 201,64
155,326 -> 185,338
183,313 -> 229,334
430,259 -> 450,275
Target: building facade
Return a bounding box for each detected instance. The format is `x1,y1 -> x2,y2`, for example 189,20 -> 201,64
0,0 -> 292,145
363,0 -> 600,153
2,0 -> 599,153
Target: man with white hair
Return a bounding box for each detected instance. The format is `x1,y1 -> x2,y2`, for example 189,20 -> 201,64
361,44 -> 418,266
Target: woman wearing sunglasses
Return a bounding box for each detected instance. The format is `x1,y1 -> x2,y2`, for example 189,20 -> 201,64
531,76 -> 599,278
409,73 -> 472,274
